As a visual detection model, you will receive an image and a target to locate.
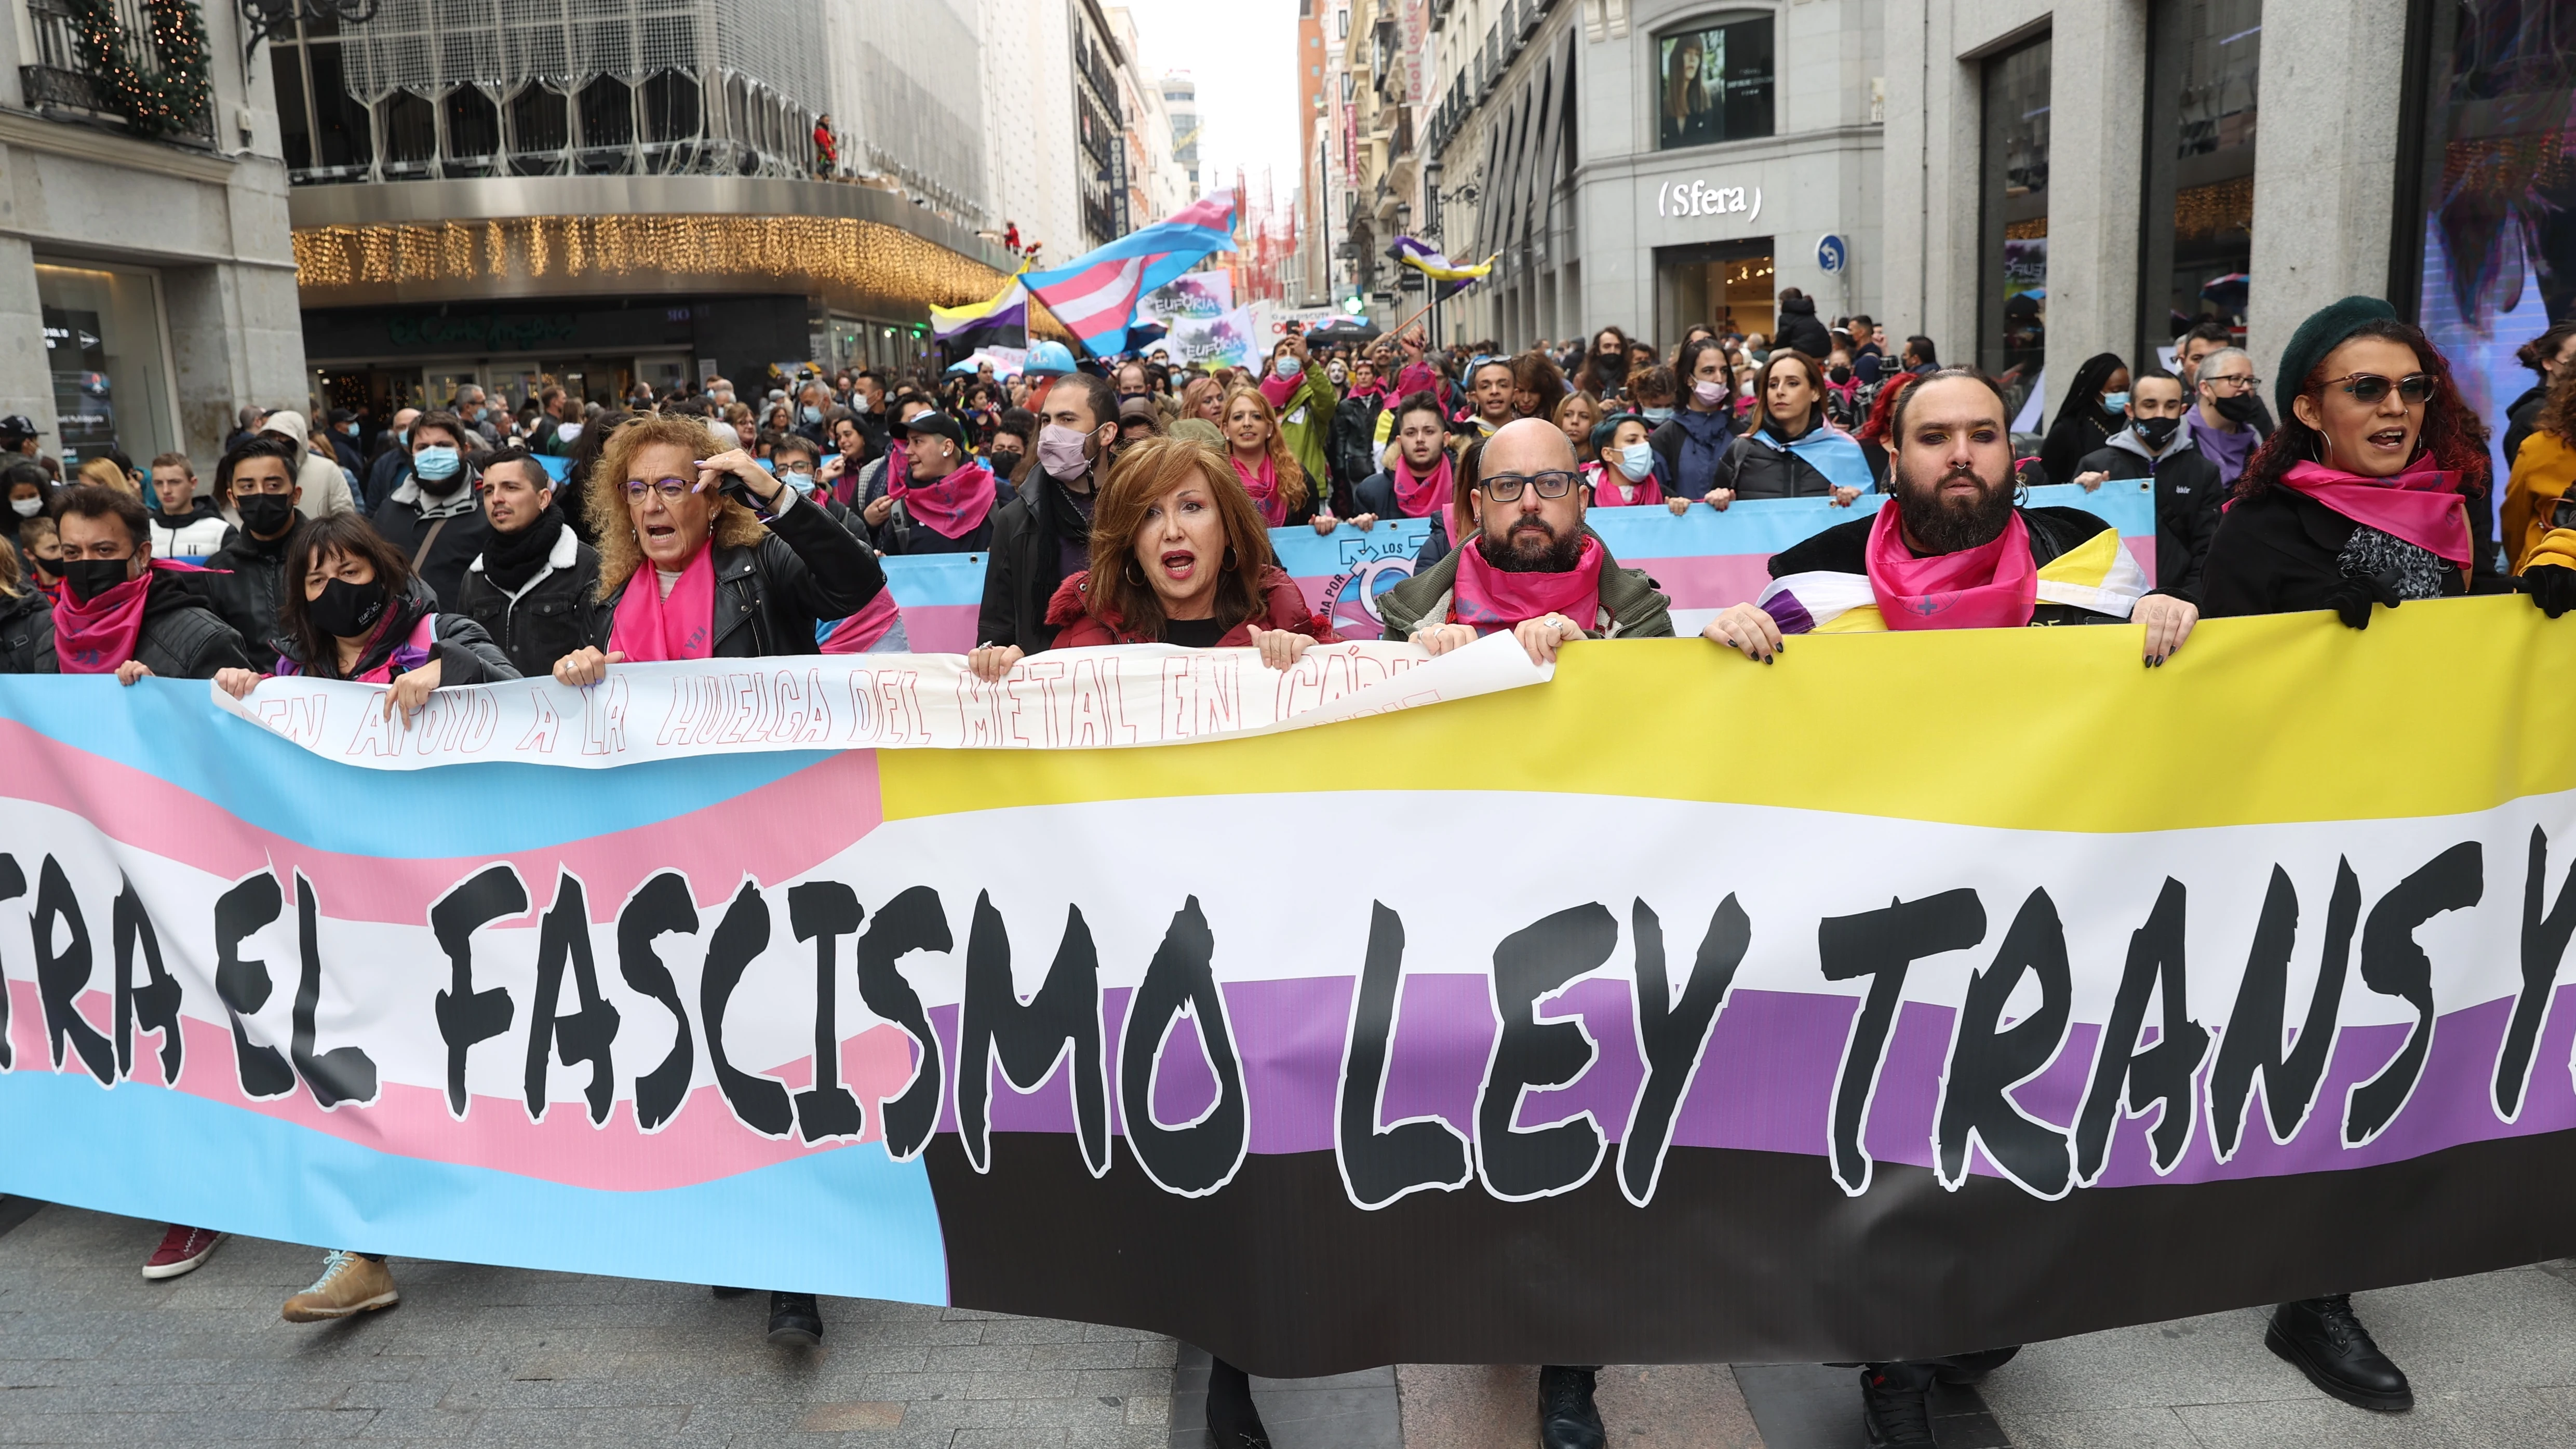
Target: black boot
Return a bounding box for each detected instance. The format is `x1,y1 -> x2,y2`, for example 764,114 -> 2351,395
2266,1295 -> 2411,1411
709,1285 -> 752,1298
1858,1361 -> 1938,1447
1206,1358 -> 1272,1449
1537,1365 -> 1604,1449
766,1290 -> 823,1348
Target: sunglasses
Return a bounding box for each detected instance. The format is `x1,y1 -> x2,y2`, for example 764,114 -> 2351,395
2320,372 -> 2433,406
1480,471 -> 1580,501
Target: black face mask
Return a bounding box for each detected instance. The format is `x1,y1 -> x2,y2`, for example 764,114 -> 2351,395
238,493 -> 296,538
2213,392 -> 2264,425
62,557 -> 133,603
2135,415 -> 2181,449
1829,365 -> 1854,385
307,575 -> 389,639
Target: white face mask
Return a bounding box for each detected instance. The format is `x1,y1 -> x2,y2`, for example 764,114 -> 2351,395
10,497 -> 41,518
1615,441 -> 1655,482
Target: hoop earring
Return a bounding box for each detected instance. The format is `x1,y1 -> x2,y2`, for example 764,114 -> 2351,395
1123,558 -> 1146,587
1222,546 -> 1239,572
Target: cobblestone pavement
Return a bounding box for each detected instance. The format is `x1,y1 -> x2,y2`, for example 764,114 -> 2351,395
0,1202 -> 1176,1447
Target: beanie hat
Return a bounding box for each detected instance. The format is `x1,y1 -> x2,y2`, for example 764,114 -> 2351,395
2275,296 -> 2401,424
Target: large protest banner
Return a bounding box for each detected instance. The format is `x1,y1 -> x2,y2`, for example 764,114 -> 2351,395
5,598 -> 2573,1378
880,480 -> 2158,653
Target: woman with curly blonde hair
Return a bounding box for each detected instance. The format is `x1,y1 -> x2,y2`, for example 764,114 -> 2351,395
1179,373 -> 1227,427
551,411 -> 893,686
1219,385 -> 1312,527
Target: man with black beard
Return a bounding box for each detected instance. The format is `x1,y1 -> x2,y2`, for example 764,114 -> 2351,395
1702,368 -> 2196,1446
1706,367 -> 2199,668
370,410 -> 493,612
1380,417 -> 1674,662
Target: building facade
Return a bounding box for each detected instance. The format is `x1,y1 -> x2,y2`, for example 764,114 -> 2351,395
2,0 -> 306,466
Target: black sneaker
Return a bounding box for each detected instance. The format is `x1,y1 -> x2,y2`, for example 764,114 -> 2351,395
1538,1365 -> 1604,1449
766,1291 -> 823,1348
1859,1362 -> 1939,1447
2266,1295 -> 2412,1412
1206,1357 -> 1272,1449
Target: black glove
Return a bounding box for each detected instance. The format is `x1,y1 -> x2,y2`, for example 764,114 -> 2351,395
2525,564 -> 2576,620
2325,570 -> 2404,630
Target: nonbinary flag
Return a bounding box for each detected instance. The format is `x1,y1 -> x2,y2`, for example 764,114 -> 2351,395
1389,236 -> 1495,282
1023,196 -> 1238,355
931,279 -> 1028,361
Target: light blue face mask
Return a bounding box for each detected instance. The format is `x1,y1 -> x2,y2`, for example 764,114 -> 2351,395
1275,355 -> 1303,379
411,445 -> 462,482
1615,440 -> 1656,481
2099,391 -> 2129,415
799,405 -> 823,425
784,469 -> 817,498
1641,406 -> 1675,424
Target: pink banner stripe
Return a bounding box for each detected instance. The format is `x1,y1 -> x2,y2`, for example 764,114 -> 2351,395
897,603 -> 980,656
0,720 -> 882,925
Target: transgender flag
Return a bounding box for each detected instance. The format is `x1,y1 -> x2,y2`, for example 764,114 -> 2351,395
1023,196 -> 1237,356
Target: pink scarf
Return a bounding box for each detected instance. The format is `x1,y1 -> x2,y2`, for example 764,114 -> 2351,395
1390,450 -> 1451,519
1863,503 -> 2038,630
1581,459 -> 1665,508
820,587 -> 904,653
891,460 -> 998,539
1448,532 -> 1604,637
348,613 -> 438,684
51,570 -> 153,674
609,544 -> 719,661
1232,452 -> 1288,526
2280,458 -> 2473,566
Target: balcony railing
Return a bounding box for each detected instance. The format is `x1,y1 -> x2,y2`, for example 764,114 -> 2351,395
19,0 -> 213,142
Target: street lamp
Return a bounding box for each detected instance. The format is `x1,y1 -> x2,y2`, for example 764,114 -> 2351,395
239,0 -> 379,60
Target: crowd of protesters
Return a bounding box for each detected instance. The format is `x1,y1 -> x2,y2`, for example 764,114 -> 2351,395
1,281 -> 2571,1449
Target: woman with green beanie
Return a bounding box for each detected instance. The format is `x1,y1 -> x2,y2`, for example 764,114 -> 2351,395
2200,298 -> 2573,1415
2202,295 -> 2576,623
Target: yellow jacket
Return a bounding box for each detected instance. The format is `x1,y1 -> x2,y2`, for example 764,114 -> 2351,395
2505,429 -> 2576,571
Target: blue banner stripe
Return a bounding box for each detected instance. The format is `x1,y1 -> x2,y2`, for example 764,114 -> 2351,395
0,1072 -> 949,1304
0,678 -> 825,858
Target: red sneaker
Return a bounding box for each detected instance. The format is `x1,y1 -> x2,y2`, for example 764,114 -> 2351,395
142,1225 -> 221,1280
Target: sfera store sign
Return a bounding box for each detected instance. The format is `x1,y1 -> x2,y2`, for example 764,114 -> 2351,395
1656,177 -> 1764,223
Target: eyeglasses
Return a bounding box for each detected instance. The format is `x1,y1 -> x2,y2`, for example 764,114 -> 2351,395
2321,372 -> 2434,406
2201,373 -> 2261,394
1480,471 -> 1580,501
624,476 -> 704,500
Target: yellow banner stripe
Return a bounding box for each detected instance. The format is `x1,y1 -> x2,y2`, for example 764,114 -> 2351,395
880,598 -> 2576,833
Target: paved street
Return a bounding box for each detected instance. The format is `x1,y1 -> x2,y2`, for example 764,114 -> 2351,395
6,1199 -> 2576,1446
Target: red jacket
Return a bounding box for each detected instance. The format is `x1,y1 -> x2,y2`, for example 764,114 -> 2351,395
1045,564 -> 1340,648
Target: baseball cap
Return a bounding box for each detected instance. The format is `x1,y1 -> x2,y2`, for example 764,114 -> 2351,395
0,415 -> 35,443
893,411 -> 968,449
1117,397 -> 1160,428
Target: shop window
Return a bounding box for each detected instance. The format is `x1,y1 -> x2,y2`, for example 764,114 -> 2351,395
378,91 -> 436,179
1978,35 -> 2051,407
2400,1 -> 2576,487
1653,13 -> 1773,151
443,87 -> 501,173
580,75 -> 639,167
35,262 -> 177,467
508,85 -> 568,176
2139,0 -> 2260,361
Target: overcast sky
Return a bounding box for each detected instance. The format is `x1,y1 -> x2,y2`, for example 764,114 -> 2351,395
1115,0 -> 1306,216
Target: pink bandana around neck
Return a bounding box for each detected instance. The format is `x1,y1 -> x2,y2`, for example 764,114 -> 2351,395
2279,458 -> 2473,566
609,543 -> 718,661
1448,531 -> 1604,637
1232,452 -> 1287,526
1581,459 -> 1665,508
1862,502 -> 2038,630
1391,450 -> 1452,519
891,459 -> 998,539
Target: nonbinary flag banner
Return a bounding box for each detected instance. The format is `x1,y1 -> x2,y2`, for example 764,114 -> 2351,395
1390,235 -> 1495,282
1024,196 -> 1238,356
6,601 -> 2576,1379
930,279 -> 1029,362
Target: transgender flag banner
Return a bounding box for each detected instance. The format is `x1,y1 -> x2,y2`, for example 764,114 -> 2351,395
4,599 -> 2575,1378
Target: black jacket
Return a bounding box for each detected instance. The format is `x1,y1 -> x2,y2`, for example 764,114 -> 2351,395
1767,505 -> 2146,626
456,525 -> 605,678
977,472 -> 1096,654
863,465 -> 1017,556
1717,423 -> 1845,500
372,473 -> 492,613
2505,384 -> 2548,475
584,494 -> 889,658
1325,390 -> 1386,513
277,587 -> 519,685
203,524 -> 300,663
0,573 -> 250,677
1774,295 -> 1832,359
2201,483 -> 2503,619
2074,429 -> 2222,601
